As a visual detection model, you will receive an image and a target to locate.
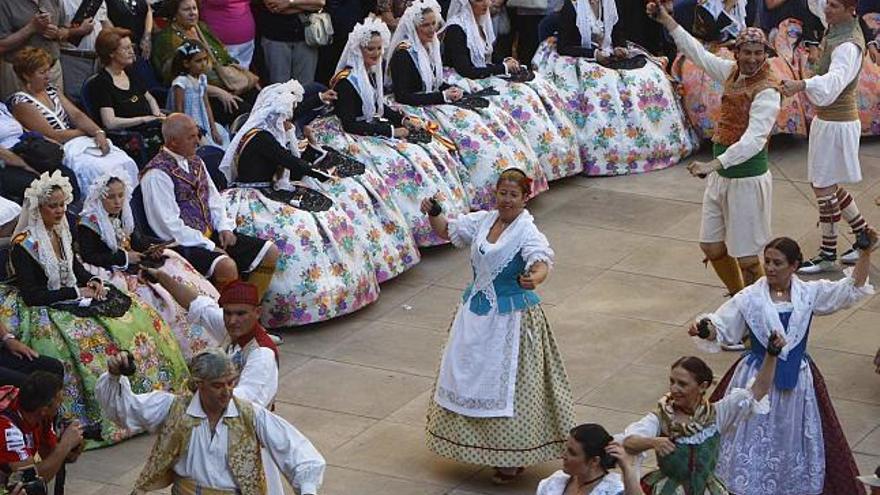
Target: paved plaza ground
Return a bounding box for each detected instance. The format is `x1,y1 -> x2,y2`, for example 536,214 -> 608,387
66,138 -> 880,494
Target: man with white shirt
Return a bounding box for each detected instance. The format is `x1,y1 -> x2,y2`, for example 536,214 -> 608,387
140,113 -> 279,295
781,0 -> 876,273
648,2 -> 779,295
59,0 -> 109,100
96,348 -> 324,495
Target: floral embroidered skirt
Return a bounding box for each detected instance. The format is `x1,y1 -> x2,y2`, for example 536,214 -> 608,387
392,100 -> 547,210
426,305 -> 574,467
310,116 -> 471,247
533,38 -> 698,176
0,285 -> 189,447
83,249 -> 220,358
443,68 -> 583,183
222,186 -> 382,328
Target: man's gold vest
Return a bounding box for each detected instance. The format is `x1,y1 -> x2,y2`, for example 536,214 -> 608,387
815,17 -> 865,122
133,393 -> 267,495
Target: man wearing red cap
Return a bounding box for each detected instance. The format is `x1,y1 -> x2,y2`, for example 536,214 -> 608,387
781,0 -> 877,273
647,2 -> 780,296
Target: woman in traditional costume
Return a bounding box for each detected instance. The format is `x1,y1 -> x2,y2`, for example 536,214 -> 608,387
423,168 -> 574,484
77,173 -> 220,357
386,0 -> 545,209
623,340 -> 785,494
687,235 -> 872,494
310,16 -> 470,247
218,80 -> 414,327
537,423 -> 642,495
0,171 -> 188,445
531,0 -> 698,176
440,0 -> 582,182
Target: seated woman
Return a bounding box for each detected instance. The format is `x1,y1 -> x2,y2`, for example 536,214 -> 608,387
77,174 -> 220,358
8,47 -> 140,197
532,0 -> 698,176
536,424 -> 641,495
440,0 -> 582,182
90,27 -> 166,162
310,17 -> 470,247
671,0 -> 812,138
689,236 -> 871,494
0,171 -> 188,446
387,0 -> 546,209
623,345 -> 784,494
217,80 -> 418,327
151,0 -> 259,127
0,102 -> 80,205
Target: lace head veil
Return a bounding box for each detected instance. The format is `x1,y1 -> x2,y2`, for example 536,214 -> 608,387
80,173 -> 136,253
386,0 -> 445,92
441,0 -> 495,67
335,16 -> 392,122
219,80 -> 306,182
14,171 -> 77,290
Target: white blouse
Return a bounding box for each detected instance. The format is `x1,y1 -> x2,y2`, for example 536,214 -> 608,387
537,470 -> 624,495
95,373 -> 324,494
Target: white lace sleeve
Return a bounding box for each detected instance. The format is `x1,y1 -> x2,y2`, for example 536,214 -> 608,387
810,274 -> 875,315
521,224 -> 554,270
448,210 -> 491,248
714,386 -> 770,434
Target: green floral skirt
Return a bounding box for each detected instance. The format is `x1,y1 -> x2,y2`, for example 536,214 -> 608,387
0,285 -> 189,447
426,305 -> 575,467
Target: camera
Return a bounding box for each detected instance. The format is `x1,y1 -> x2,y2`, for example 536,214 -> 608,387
7,467 -> 47,495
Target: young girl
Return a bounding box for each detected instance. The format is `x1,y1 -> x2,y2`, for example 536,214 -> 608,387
167,40 -> 229,148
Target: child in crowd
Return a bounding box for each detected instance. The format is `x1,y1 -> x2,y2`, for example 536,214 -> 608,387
167,40 -> 229,148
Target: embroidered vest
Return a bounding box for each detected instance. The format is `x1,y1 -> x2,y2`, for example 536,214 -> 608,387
815,18 -> 865,122
642,403 -> 726,494
714,62 -> 780,148
78,214 -> 131,251
461,251 -> 541,316
746,311 -> 812,390
141,151 -> 214,237
134,394 -> 267,495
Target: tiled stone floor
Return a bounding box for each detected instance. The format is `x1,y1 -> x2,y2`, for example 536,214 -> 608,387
67,137 -> 880,494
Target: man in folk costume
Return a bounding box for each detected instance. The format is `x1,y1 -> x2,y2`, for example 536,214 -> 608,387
649,2 -> 780,295
96,348 -> 324,495
140,113 -> 280,298
140,269 -> 289,493
782,0 -> 878,273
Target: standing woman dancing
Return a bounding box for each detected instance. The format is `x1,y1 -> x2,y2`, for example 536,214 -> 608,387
423,168 -> 574,484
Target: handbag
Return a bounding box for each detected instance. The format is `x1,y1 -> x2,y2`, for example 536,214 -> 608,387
195,25 -> 258,94
11,134 -> 64,173
301,11 -> 334,47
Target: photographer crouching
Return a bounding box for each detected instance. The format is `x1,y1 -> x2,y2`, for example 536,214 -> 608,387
0,372 -> 85,495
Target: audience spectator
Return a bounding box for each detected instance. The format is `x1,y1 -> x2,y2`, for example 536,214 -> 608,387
0,324 -> 64,388
315,0 -> 374,83
105,0 -> 153,57
255,0 -> 326,84
9,47 -> 139,195
167,40 -> 228,148
0,372 -> 85,486
0,0 -> 94,100
0,103 -> 81,205
90,27 -> 165,160
58,0 -> 109,100
200,0 -> 256,68
152,0 -> 259,125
